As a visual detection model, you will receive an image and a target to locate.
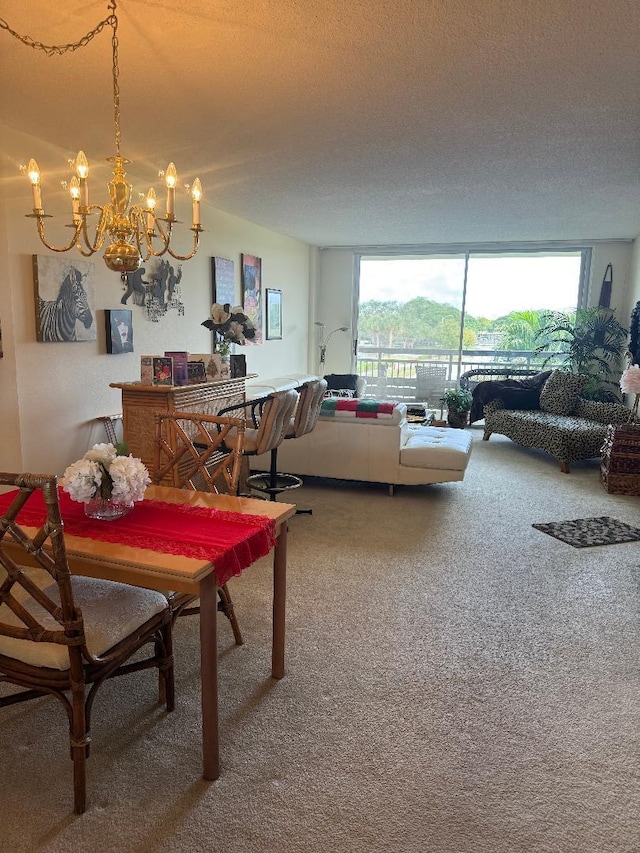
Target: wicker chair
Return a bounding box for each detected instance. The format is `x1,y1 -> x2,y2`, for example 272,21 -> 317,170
153,410 -> 246,644
415,363 -> 448,406
246,378 -> 328,511
0,472 -> 174,814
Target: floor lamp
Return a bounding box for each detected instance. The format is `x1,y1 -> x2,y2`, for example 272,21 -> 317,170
315,322 -> 349,371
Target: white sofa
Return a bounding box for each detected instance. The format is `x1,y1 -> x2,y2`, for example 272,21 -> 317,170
246,375 -> 473,494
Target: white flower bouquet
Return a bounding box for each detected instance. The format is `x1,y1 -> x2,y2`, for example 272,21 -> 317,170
62,443 -> 150,506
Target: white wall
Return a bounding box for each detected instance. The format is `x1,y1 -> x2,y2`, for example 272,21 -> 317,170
622,240 -> 640,336
313,250 -> 357,375
587,243 -> 634,315
0,157 -> 23,472
318,242 -> 636,375
0,126 -> 315,475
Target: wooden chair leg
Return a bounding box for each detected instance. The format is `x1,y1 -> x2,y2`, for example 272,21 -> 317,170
218,584 -> 244,645
158,620 -> 175,711
70,686 -> 88,815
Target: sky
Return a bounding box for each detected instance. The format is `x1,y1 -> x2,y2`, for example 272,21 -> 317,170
359,255 -> 582,320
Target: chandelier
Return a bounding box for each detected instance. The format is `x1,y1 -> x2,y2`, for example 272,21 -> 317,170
5,1 -> 202,272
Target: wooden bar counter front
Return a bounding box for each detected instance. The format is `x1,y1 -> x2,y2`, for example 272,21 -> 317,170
110,378 -> 249,479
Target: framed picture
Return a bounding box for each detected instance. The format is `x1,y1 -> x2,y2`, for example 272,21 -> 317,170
33,255 -> 96,342
265,289 -> 282,340
241,253 -> 263,345
212,256 -> 235,306
105,309 -> 134,354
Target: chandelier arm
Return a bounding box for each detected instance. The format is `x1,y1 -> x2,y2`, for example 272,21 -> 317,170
164,231 -> 202,262
143,216 -> 171,256
135,211 -> 168,259
34,217 -> 83,254
78,207 -> 110,254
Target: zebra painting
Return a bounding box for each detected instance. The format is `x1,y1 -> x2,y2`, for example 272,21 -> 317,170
33,256 -> 96,342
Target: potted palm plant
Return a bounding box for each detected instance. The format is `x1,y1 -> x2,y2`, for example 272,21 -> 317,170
534,306 -> 628,401
441,387 -> 473,429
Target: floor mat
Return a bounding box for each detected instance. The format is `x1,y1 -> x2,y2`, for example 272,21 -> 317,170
532,516 -> 640,548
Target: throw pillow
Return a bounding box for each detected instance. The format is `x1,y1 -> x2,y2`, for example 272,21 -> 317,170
324,388 -> 356,398
324,373 -> 359,393
539,370 -> 588,415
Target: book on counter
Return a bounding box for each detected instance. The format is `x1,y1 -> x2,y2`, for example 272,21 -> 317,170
186,359 -> 207,384
230,353 -> 246,378
152,356 -> 173,386
140,355 -> 154,384
164,351 -> 188,386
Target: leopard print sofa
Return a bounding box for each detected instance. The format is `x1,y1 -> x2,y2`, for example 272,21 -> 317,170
483,396 -> 633,473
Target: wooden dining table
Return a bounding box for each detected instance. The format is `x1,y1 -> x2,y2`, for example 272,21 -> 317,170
5,484 -> 296,781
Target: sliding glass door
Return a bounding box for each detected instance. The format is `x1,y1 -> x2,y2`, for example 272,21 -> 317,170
355,248 -> 587,404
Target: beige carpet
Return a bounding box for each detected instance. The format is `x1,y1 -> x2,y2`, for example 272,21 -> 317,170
1,429 -> 638,853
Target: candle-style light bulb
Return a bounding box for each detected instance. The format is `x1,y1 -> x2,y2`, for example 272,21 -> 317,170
75,150 -> 89,179
165,162 -> 177,217
27,158 -> 42,210
75,150 -> 89,208
145,187 -> 156,232
69,176 -> 81,224
191,178 -> 202,227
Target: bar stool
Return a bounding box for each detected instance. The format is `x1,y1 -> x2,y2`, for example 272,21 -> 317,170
218,388 -> 301,496
246,378 -> 328,510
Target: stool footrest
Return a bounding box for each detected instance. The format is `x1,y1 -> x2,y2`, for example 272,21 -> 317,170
247,471 -> 303,495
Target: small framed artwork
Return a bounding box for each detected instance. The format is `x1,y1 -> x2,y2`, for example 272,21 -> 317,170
241,253 -> 263,345
33,255 -> 96,342
265,289 -> 282,340
212,256 -> 235,306
105,309 -> 134,354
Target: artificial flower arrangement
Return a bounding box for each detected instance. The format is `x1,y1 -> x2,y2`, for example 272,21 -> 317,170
61,442 -> 150,507
202,303 -> 256,355
619,364 -> 640,395
619,364 -> 640,417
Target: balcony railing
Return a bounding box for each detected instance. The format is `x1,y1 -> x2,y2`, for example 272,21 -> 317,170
355,346 -> 561,406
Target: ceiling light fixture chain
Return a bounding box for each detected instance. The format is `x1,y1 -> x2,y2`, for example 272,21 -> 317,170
109,1 -> 121,158
4,0 -> 202,273
0,9 -> 116,57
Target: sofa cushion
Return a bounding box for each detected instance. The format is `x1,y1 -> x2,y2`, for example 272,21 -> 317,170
245,373 -> 319,400
401,426 -> 473,471
574,397 -> 633,424
539,370 -> 588,415
485,408 -> 609,464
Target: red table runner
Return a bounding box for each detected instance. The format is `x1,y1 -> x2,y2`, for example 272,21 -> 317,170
0,490 -> 277,587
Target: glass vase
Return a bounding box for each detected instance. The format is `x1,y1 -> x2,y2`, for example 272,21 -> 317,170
84,497 -> 133,521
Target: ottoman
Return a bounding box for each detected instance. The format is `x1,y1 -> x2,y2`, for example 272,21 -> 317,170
400,425 -> 473,483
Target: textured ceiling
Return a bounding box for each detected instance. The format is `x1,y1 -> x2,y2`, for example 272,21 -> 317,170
1,0 -> 639,247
